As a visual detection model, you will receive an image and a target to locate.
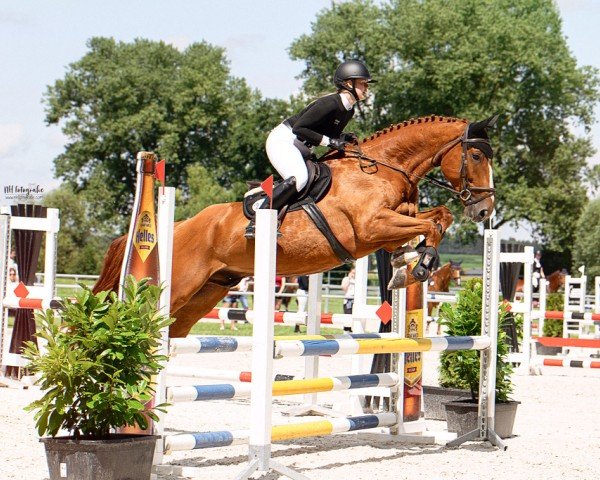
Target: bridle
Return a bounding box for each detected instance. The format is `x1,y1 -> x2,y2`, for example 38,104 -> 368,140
345,122 -> 496,206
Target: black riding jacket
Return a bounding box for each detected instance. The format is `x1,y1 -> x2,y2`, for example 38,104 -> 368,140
286,94 -> 354,147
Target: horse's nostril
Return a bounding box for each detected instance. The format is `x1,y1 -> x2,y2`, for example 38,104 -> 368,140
479,209 -> 488,220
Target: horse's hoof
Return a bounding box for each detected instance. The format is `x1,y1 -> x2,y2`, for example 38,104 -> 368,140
387,268 -> 409,289
390,248 -> 419,268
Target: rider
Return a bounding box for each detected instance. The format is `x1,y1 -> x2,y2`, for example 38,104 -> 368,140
245,59 -> 375,238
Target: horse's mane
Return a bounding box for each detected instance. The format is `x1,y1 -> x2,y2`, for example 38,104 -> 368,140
360,115 -> 467,145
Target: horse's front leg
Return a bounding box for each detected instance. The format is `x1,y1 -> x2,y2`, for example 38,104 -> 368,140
359,208 -> 443,253
415,206 -> 454,238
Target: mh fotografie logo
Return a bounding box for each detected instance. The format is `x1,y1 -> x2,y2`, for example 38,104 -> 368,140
3,184 -> 45,200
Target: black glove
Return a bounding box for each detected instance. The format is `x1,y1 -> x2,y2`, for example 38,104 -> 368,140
341,132 -> 358,144
328,137 -> 348,151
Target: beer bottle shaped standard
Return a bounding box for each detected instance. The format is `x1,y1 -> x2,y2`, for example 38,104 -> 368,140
402,280 -> 423,422
120,152 -> 160,291
119,151 -> 160,435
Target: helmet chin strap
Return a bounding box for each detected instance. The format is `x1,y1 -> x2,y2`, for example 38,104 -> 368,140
346,79 -> 360,102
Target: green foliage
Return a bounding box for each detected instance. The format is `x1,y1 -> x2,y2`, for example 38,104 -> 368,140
541,291 -> 564,338
545,293 -> 564,312
542,319 -> 563,338
572,198 -> 600,280
45,37 -> 287,232
43,184 -> 114,274
23,277 -> 173,438
438,278 -> 514,402
289,0 -> 599,253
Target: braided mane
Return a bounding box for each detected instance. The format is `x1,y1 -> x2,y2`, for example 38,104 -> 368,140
361,115 -> 467,143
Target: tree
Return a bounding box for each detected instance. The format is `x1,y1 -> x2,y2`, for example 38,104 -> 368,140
572,198 -> 600,280
43,185 -> 113,274
45,37 -> 287,231
289,0 -> 600,251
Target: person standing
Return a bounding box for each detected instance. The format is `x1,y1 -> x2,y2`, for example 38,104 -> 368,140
296,275 -> 309,313
237,276 -> 251,310
341,267 -> 356,332
532,250 -> 545,293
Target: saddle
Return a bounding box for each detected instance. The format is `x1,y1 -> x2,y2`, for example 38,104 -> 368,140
243,159 -> 354,264
243,159 -> 332,219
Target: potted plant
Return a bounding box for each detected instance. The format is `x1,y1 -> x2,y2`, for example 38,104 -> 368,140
437,278 -> 519,439
22,276 -> 172,480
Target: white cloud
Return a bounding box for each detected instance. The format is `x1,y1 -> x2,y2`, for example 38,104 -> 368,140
0,123 -> 26,157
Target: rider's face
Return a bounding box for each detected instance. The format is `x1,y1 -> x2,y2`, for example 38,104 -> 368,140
354,79 -> 369,101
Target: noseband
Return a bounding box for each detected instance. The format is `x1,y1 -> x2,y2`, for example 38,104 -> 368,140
348,122 -> 496,207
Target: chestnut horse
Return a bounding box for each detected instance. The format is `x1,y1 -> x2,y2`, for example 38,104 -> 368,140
94,115 -> 497,337
516,269 -> 567,294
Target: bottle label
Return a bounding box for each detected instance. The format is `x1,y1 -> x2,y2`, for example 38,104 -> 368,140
404,308 -> 423,387
133,210 -> 157,262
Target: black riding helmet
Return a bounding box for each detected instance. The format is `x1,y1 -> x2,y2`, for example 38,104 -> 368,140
333,60 -> 375,101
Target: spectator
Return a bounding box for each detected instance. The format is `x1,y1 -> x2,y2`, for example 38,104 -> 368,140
341,267 -> 356,332
532,250 -> 546,293
6,266 -> 19,295
220,288 -> 239,331
274,275 -> 287,311
296,275 -> 309,313
237,276 -> 251,310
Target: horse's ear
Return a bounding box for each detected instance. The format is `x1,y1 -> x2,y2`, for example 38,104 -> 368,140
484,114 -> 499,129
469,115 -> 499,135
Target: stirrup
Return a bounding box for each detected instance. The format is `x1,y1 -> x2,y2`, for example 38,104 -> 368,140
244,223 -> 256,239
244,222 -> 282,239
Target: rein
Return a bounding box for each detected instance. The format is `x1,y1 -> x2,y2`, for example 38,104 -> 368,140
344,123 -> 496,207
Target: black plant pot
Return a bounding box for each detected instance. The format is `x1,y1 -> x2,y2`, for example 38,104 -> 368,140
422,385 -> 471,420
535,342 -> 562,356
41,434 -> 159,480
444,399 -> 520,439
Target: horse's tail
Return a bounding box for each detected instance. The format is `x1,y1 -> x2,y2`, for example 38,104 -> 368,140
92,235 -> 127,294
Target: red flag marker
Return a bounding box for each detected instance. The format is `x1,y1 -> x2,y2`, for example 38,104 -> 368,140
14,282 -> 29,298
154,159 -> 166,193
376,301 -> 393,325
260,175 -> 274,209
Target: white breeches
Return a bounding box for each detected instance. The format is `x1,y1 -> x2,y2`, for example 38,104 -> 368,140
266,123 -> 309,192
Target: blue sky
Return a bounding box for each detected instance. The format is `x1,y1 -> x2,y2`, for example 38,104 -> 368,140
1,0 -> 598,204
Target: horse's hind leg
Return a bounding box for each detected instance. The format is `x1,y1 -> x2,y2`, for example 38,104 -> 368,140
169,283 -> 231,337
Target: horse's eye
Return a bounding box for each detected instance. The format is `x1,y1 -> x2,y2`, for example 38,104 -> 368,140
471,153 -> 481,161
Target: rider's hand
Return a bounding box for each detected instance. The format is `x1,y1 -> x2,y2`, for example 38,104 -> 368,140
328,137 -> 348,151
341,132 -> 358,144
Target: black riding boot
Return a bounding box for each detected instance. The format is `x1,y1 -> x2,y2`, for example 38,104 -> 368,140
244,177 -> 298,239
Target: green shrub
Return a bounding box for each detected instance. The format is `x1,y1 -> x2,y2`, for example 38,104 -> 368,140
23,277 -> 172,438
545,293 -> 564,311
542,319 -> 563,338
438,278 -> 514,402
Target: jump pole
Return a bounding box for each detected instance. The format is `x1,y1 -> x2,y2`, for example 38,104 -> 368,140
236,208 -> 307,480
447,228 -> 504,449
152,186 -> 175,466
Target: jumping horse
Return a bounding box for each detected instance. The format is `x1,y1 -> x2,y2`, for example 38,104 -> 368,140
94,115 -> 497,337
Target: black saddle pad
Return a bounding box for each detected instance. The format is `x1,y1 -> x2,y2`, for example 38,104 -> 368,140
243,160 -> 332,220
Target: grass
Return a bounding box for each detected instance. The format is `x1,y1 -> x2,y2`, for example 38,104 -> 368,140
439,253 -> 482,272
189,321 -> 343,336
